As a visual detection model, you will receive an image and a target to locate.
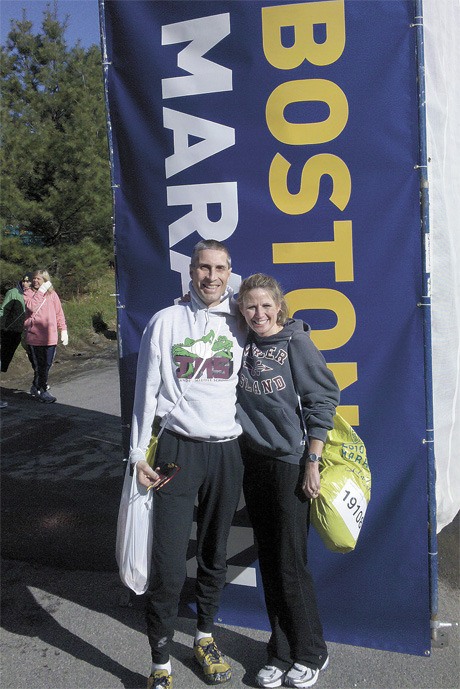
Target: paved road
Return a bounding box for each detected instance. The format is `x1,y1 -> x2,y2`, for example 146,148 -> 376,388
1,364 -> 458,689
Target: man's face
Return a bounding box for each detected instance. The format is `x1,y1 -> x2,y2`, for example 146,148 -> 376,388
190,249 -> 232,307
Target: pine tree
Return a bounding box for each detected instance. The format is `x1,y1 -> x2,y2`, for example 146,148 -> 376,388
0,5 -> 112,247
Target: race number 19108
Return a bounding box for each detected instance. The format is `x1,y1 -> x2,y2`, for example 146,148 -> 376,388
332,478 -> 368,540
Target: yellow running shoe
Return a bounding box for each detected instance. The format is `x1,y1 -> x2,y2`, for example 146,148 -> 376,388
193,637 -> 232,684
146,669 -> 172,688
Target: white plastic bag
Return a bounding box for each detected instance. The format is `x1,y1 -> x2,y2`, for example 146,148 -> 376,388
115,460 -> 153,594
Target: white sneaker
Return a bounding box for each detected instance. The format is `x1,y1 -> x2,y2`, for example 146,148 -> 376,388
256,665 -> 286,688
285,656 -> 329,688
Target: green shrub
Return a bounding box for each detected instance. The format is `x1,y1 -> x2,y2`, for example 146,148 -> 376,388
1,236 -> 113,299
52,239 -> 113,299
0,238 -> 53,292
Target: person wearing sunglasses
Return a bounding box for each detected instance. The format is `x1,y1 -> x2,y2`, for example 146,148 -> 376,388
0,272 -> 32,375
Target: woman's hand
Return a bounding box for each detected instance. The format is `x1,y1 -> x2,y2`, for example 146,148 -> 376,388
302,462 -> 321,499
135,460 -> 161,489
302,439 -> 324,499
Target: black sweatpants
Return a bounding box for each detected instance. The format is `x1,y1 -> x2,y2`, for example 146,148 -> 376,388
0,330 -> 22,372
243,450 -> 327,671
27,344 -> 56,391
145,429 -> 243,664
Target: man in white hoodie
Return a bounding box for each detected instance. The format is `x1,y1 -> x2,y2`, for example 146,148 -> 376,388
129,239 -> 245,689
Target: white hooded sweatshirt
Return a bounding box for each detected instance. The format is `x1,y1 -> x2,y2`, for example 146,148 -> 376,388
129,284 -> 245,464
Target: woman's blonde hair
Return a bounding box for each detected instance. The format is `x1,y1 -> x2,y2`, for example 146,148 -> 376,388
237,273 -> 289,326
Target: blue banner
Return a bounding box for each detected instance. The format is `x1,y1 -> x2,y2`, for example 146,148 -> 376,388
101,0 -> 430,655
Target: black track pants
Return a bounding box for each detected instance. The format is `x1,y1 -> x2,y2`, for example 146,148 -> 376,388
27,344 -> 56,391
243,451 -> 327,671
0,330 -> 22,372
145,430 -> 243,664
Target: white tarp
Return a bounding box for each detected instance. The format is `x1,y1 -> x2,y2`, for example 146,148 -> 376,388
424,0 -> 460,531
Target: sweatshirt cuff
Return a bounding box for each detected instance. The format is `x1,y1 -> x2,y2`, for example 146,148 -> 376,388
129,448 -> 145,465
38,281 -> 51,293
308,427 -> 329,443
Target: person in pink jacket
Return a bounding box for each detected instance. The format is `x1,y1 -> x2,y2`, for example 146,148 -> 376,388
24,269 -> 68,403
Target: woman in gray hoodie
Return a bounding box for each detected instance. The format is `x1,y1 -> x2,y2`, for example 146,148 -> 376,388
237,273 -> 340,689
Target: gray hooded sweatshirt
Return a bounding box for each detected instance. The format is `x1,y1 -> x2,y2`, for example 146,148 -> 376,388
237,318 -> 340,464
129,284 -> 246,464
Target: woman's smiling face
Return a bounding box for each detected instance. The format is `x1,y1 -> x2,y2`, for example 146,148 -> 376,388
239,288 -> 283,338
32,274 -> 44,290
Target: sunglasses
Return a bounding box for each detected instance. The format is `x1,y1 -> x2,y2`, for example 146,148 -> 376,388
147,462 -> 181,491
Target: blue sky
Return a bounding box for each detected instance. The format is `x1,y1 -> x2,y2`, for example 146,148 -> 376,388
1,0 -> 101,48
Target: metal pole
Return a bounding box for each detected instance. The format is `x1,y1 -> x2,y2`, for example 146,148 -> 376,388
413,0 -> 438,628
98,0 -> 129,450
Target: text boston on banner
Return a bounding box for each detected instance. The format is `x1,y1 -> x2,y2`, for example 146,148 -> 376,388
101,0 -> 431,655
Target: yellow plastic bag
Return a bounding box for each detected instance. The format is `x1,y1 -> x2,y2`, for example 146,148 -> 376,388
310,413 -> 371,553
145,433 -> 159,467
145,416 -> 162,467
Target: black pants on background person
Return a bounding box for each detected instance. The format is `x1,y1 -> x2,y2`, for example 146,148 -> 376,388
27,344 -> 56,391
0,330 -> 22,372
145,430 -> 243,664
243,450 -> 328,672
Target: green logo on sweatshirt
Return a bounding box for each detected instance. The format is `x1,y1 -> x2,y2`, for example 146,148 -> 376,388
172,331 -> 233,379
